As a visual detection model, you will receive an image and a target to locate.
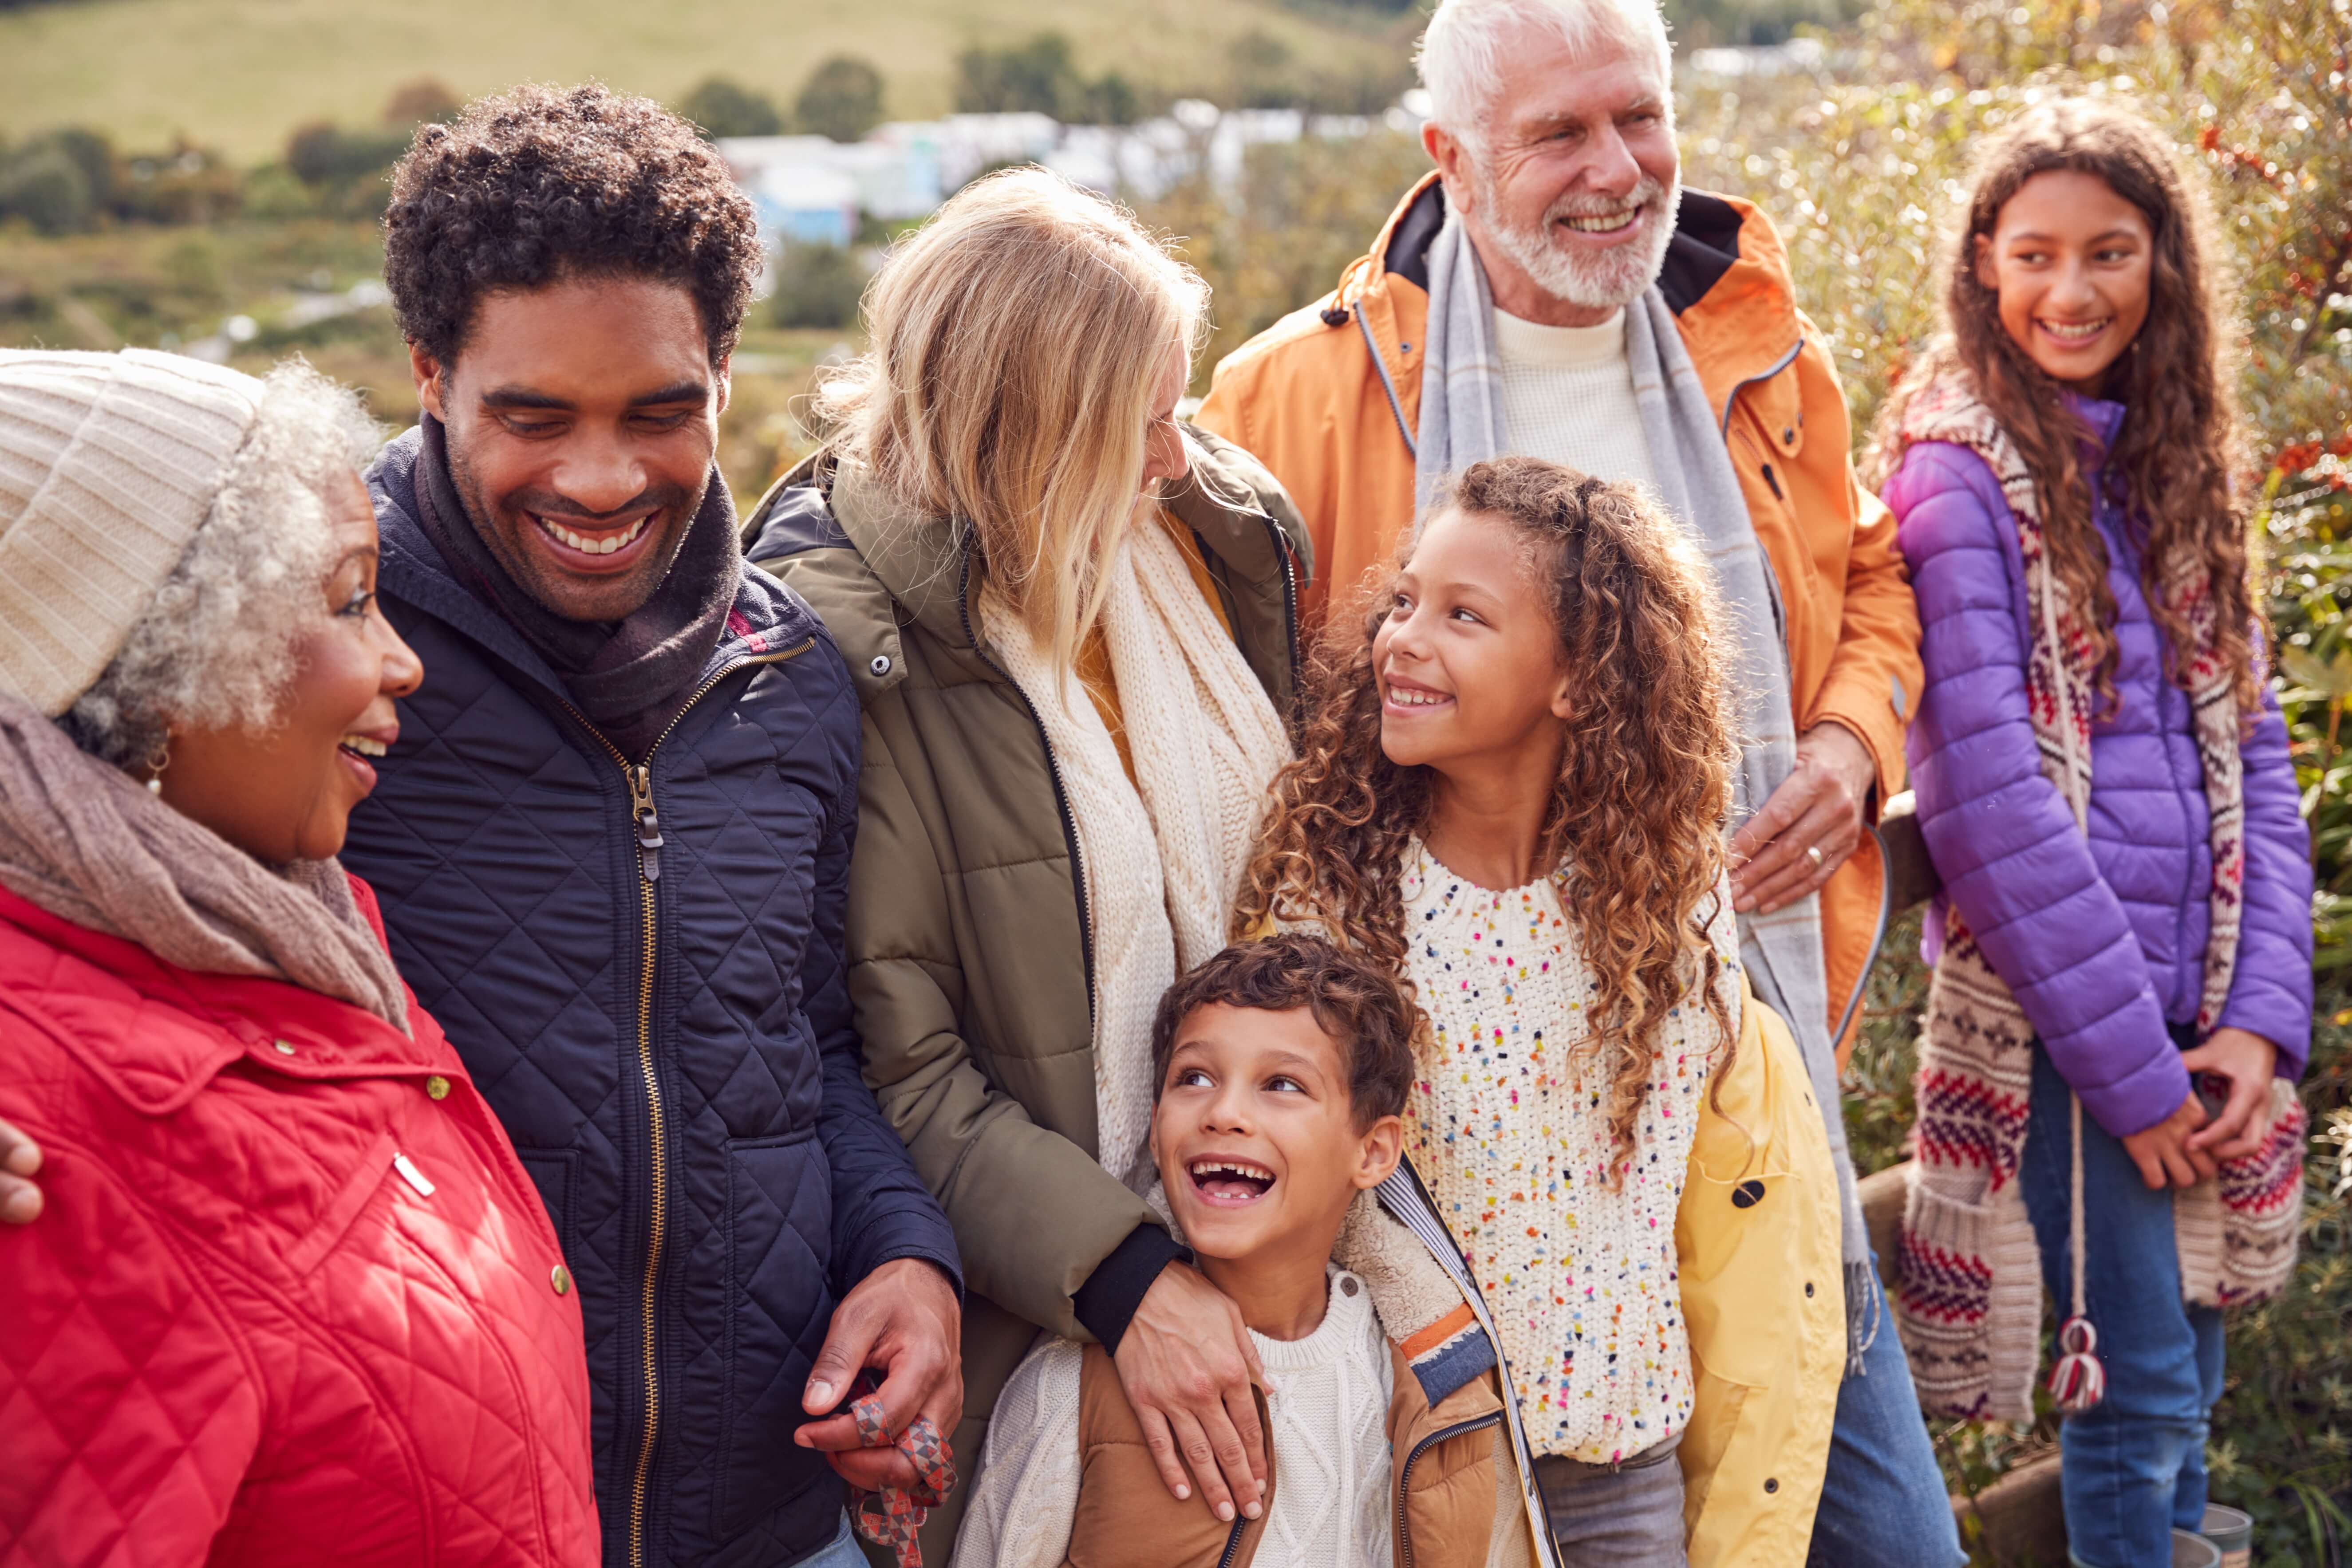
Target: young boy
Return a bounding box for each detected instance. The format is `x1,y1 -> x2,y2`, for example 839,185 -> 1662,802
955,935 -> 1517,1568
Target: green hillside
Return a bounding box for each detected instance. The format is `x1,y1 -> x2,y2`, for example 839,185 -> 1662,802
0,0 -> 1413,163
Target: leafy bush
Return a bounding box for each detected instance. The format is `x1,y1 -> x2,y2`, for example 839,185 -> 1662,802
284,120 -> 410,217
679,76 -> 784,140
954,31 -> 1148,122
794,55 -> 885,143
768,242 -> 865,330
0,127 -> 240,232
0,144 -> 96,234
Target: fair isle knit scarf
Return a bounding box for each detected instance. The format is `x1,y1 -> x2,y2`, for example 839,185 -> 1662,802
1416,210 -> 1879,1375
977,511 -> 1291,1195
1892,375 -> 2304,1423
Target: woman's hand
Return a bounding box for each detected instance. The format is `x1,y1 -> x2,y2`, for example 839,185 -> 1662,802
793,1258 -> 963,1490
2119,1091 -> 2217,1190
2182,1027 -> 2282,1162
1112,1262 -> 1268,1524
0,1116 -> 40,1222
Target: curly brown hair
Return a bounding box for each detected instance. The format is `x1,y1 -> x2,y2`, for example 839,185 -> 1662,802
1233,459 -> 1739,1182
1868,97 -> 2261,721
1150,935 -> 1421,1129
383,83 -> 761,373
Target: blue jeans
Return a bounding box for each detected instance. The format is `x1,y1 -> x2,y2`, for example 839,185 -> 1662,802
793,1513 -> 868,1568
2020,1040 -> 2226,1568
1807,1260 -> 1968,1568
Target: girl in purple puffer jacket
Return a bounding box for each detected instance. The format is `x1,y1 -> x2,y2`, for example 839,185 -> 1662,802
1870,99 -> 2311,1568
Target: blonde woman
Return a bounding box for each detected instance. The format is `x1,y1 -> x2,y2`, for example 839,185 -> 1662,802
742,169 -> 1308,1552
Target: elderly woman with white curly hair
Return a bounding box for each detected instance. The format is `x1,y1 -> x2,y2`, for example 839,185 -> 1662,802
0,349 -> 597,1567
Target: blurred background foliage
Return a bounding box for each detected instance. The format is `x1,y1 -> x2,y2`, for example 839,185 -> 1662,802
2,0 -> 2347,1555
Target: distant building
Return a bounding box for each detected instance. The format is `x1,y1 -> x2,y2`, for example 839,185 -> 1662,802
718,97 -> 1419,248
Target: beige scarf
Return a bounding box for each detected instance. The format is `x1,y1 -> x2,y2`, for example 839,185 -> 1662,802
979,512 -> 1290,1194
0,691 -> 411,1033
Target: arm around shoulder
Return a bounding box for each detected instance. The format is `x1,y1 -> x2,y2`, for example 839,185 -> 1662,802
847,706 -> 1168,1339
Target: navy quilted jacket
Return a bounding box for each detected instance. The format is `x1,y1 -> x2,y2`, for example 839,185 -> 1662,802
347,429 -> 960,1568
1889,395 -> 2312,1141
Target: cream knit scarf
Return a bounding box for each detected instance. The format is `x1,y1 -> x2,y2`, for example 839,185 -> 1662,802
1891,375 -> 2302,1422
978,512 -> 1291,1193
0,690 -> 411,1033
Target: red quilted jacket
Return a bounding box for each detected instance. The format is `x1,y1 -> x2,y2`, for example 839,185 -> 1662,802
0,879 -> 598,1567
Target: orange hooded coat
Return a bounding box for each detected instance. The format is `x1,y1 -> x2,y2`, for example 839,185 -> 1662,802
1195,175 -> 1920,1057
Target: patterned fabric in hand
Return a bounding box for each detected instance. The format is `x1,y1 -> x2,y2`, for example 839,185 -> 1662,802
1890,372 -> 2303,1423
845,1371 -> 955,1568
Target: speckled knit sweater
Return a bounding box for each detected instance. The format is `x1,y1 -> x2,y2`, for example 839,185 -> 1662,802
1400,837 -> 1740,1463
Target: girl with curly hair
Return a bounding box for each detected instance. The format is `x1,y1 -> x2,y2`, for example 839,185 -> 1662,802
1235,456 -> 1843,1565
1872,98 -> 2311,1568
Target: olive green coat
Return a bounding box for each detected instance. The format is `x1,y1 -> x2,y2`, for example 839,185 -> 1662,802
742,433 -> 1307,1550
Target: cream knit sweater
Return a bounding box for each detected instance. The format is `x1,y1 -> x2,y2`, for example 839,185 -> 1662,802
955,1269 -> 1394,1568
1491,306 -> 1659,494
1400,838 -> 1738,1464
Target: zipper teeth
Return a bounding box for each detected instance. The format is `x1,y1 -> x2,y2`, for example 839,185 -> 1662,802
550,637 -> 812,1568
958,556 -> 1096,1014
1393,1413 -> 1502,1568
627,872 -> 662,1568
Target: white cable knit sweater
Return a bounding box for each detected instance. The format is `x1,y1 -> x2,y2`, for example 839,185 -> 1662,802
1400,838 -> 1738,1464
1491,306 -> 1660,494
955,1270 -> 1393,1568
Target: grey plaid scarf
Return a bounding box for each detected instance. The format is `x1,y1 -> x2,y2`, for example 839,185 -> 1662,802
1413,210 -> 1877,1373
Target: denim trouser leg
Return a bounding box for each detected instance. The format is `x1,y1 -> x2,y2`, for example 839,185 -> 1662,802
1805,1263 -> 1968,1568
2019,1044 -> 2226,1568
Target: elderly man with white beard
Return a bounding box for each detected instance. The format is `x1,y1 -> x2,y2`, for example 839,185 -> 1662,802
1193,0 -> 1954,1561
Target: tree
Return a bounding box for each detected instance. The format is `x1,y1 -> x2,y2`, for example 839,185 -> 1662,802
678,77 -> 783,140
383,77 -> 462,127
769,242 -> 866,329
794,55 -> 886,143
955,32 -> 1080,116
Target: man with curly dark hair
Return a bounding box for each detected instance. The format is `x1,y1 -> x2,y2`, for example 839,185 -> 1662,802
340,82 -> 965,1568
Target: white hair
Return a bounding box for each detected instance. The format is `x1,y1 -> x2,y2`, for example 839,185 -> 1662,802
63,359 -> 383,769
1416,0 -> 1674,143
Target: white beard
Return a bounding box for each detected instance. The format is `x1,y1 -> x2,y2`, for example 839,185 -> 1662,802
1477,171 -> 1683,312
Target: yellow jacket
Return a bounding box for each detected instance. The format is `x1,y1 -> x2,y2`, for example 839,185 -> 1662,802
1673,975 -> 1846,1566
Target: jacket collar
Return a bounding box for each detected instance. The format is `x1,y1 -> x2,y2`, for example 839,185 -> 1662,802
0,884 -> 444,1117
810,431 -> 1293,655
2065,390 -> 2129,454
1342,174 -> 1805,420
369,424 -> 813,711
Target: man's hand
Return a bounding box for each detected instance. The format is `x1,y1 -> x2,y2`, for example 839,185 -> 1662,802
1730,721 -> 1877,915
793,1258 -> 962,1490
0,1117 -> 40,1223
2182,1027 -> 2281,1162
1112,1261 -> 1267,1525
2121,1091 -> 2218,1190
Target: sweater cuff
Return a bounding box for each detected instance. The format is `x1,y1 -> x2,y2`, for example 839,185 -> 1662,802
1073,1223 -> 1186,1354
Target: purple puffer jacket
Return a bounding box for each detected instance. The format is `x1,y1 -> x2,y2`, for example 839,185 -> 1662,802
1888,395 -> 2312,1139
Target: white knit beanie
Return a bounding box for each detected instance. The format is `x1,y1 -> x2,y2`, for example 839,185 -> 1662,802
0,348 -> 268,718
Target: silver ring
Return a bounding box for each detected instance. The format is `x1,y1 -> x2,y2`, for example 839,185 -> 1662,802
1804,844 -> 1825,871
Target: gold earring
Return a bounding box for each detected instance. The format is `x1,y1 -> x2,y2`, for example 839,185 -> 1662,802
144,741 -> 169,796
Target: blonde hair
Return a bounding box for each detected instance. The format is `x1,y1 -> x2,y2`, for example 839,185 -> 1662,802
814,168 -> 1208,671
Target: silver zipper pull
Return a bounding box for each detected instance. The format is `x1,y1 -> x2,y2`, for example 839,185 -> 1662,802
627,764 -> 663,883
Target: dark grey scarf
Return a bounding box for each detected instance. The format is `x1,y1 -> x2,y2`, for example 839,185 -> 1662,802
411,414 -> 742,759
